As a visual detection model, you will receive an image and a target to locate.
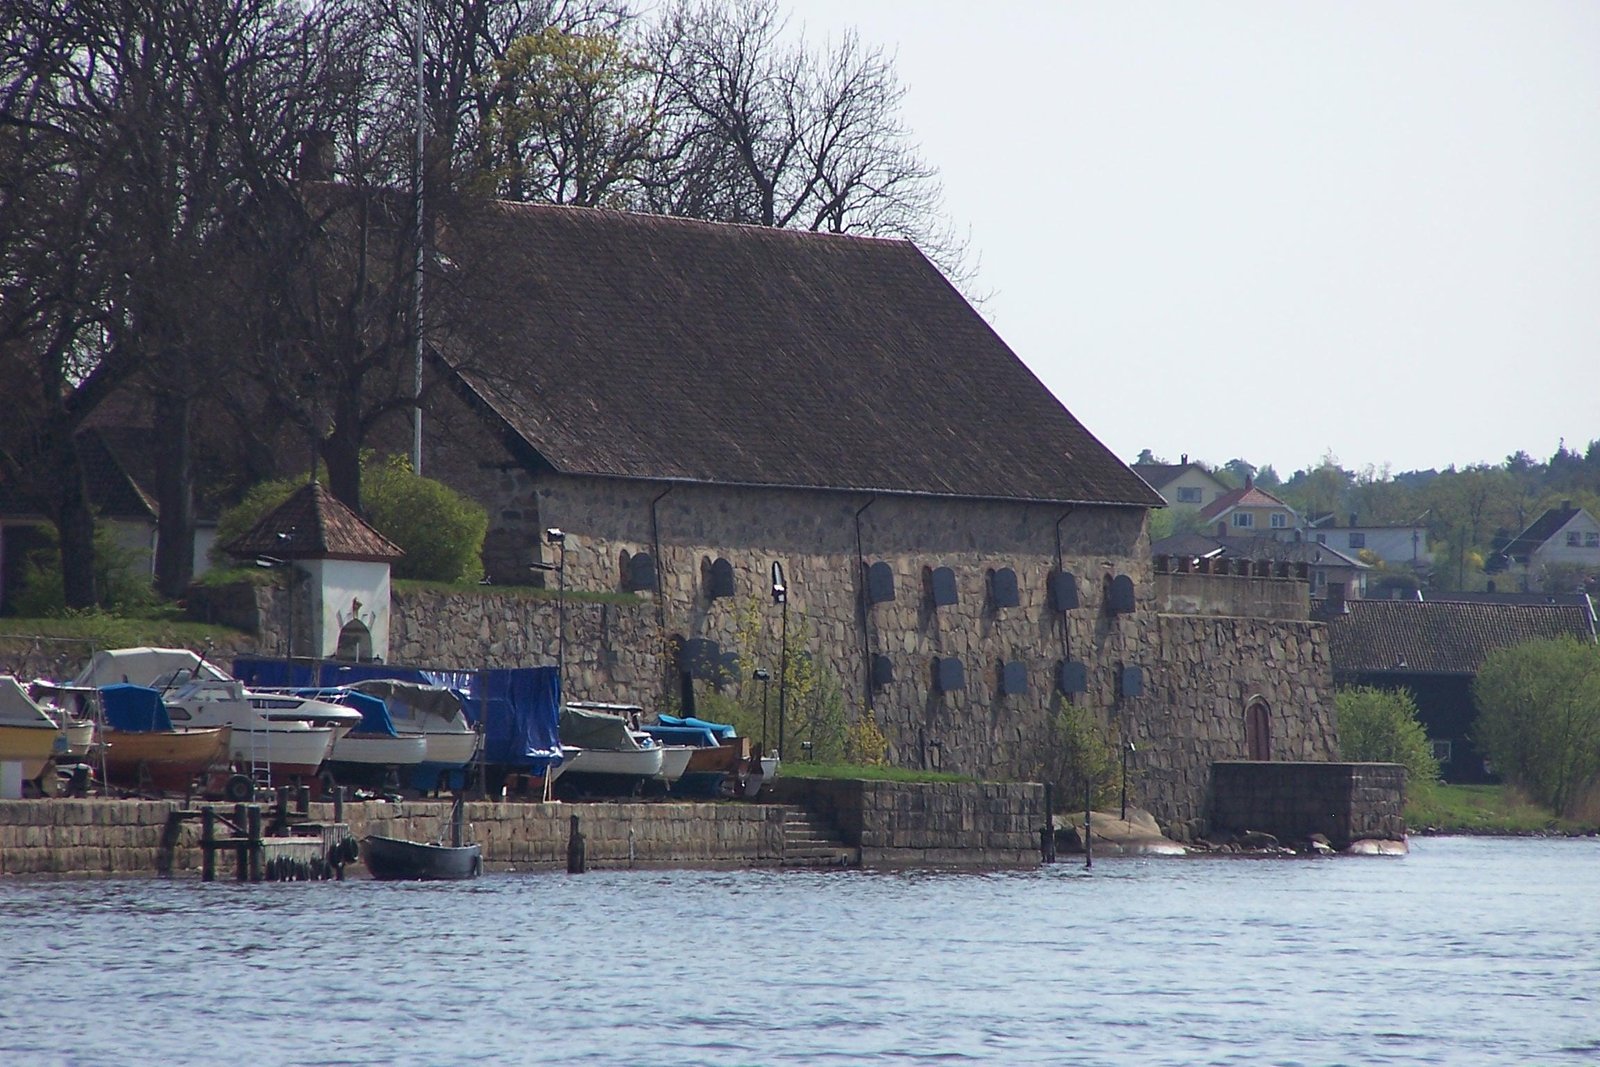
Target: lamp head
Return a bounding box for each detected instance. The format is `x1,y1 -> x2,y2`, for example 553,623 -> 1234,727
545,527 -> 566,545
753,668 -> 771,681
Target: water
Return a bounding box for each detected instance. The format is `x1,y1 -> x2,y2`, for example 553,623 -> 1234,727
2,836 -> 1597,1066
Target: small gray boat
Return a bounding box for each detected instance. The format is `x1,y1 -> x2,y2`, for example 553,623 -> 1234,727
360,834 -> 482,881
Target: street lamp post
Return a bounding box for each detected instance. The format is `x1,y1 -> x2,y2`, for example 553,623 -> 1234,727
753,667 -> 771,755
771,561 -> 788,759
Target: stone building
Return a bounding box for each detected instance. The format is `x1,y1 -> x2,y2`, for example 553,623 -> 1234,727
392,202 -> 1339,835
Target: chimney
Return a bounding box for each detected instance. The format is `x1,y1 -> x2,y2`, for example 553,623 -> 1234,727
1327,582 -> 1348,613
1245,474 -> 1253,489
298,130 -> 335,182
1562,499 -> 1573,510
1349,512 -> 1358,527
1180,453 -> 1188,465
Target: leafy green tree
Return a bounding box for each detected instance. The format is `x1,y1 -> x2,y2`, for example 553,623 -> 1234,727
1474,637 -> 1600,815
1335,686 -> 1438,785
1038,704 -> 1120,812
12,523 -> 158,618
209,475 -> 307,568
361,456 -> 487,582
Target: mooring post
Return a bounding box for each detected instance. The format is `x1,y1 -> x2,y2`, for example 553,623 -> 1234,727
1084,783 -> 1093,870
247,805 -> 264,883
566,813 -> 586,874
333,785 -> 344,823
233,803 -> 249,881
1041,783 -> 1056,864
201,806 -> 216,883
297,784 -> 310,816
451,796 -> 465,848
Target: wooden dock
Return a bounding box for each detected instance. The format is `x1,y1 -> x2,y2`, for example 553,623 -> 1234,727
174,786 -> 356,883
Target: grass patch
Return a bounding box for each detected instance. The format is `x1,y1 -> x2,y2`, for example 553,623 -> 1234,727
782,761 -> 974,784
0,613 -> 249,649
393,578 -> 642,604
1407,782 -> 1596,835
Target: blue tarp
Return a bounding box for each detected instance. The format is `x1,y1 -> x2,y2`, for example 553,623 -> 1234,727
232,659 -> 561,770
655,713 -> 737,740
100,684 -> 172,732
288,688 -> 397,737
643,724 -> 722,748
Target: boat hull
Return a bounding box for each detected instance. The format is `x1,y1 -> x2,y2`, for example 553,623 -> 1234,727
329,732 -> 429,766
361,835 -> 482,880
103,727 -> 231,793
0,723 -> 59,763
554,745 -> 664,798
226,726 -> 335,779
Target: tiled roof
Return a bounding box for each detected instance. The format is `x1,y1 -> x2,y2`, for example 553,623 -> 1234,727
1320,598 -> 1597,675
1153,533 -> 1365,567
0,428 -> 156,521
433,202 -> 1162,508
1500,506 -> 1586,562
224,481 -> 403,562
1199,483 -> 1292,522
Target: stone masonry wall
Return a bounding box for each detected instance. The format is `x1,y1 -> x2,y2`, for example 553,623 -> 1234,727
0,798 -> 787,878
1210,762 -> 1407,847
769,778 -> 1043,866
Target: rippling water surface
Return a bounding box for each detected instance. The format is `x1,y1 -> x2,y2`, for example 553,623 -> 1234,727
2,836 -> 1598,1066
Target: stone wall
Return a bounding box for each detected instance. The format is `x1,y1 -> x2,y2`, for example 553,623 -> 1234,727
1151,571 -> 1309,621
1210,761 -> 1407,848
1135,614 -> 1340,839
769,779 -> 1043,867
0,798 -> 788,878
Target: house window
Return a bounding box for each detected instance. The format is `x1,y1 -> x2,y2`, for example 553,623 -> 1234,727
1270,513 -> 1287,529
1431,739 -> 1453,764
1176,487 -> 1202,504
1315,533 -> 1327,544
1587,532 -> 1599,548
1313,569 -> 1326,590
1567,532 -> 1581,547
1232,513 -> 1254,529
1348,532 -> 1366,549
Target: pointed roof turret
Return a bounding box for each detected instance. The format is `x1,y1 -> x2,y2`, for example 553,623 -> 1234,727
224,481 -> 403,563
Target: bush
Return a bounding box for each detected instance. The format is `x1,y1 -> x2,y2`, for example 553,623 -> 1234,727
1335,686 -> 1439,785
1474,636 -> 1600,816
1039,703 -> 1120,812
362,455 -> 487,582
210,456 -> 488,583
11,522 -> 158,617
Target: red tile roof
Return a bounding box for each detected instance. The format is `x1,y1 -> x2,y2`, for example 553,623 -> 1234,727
224,481 -> 403,563
1199,483 -> 1293,522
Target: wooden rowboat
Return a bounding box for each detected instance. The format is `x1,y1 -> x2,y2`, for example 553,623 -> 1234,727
360,834 -> 482,881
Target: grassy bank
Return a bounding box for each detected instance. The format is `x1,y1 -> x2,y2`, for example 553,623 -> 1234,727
1406,782 -> 1598,836
783,762 -> 973,784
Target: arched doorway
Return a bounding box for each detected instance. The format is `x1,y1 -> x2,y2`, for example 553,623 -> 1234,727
336,619 -> 373,661
1245,699 -> 1272,761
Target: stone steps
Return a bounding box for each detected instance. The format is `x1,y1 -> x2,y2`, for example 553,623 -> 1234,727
781,808 -> 857,868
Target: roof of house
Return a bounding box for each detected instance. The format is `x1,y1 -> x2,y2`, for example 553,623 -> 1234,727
433,202 -> 1162,508
1318,598 -> 1597,675
0,428 -> 157,522
1500,504 -> 1588,562
224,481 -> 403,563
1130,462 -> 1223,491
1198,481 -> 1294,522
1153,533 -> 1366,568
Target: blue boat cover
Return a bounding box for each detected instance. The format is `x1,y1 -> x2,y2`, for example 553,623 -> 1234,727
232,659 -> 561,770
100,684 -> 172,732
655,713 -> 737,740
642,724 -> 722,748
289,688 -> 397,737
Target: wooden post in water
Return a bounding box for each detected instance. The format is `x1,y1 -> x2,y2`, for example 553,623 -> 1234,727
1041,783 -> 1056,864
451,796 -> 465,848
247,805 -> 264,882
1084,783 -> 1093,870
333,785 -> 344,823
234,803 -> 249,881
566,813 -> 586,874
201,807 -> 216,883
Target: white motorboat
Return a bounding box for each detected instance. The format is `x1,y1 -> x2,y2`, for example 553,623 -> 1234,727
346,679 -> 479,769
71,648 -> 346,780
654,744 -> 694,783
555,704 -> 665,796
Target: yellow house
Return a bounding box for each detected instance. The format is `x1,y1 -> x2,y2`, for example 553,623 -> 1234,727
1199,479 -> 1300,537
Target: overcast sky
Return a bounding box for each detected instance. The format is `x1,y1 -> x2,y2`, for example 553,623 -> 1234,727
783,1 -> 1600,477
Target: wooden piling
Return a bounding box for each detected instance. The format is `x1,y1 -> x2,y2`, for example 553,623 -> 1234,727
566,814 -> 586,874
1041,783 -> 1056,864
202,807 -> 216,882
247,805 -> 263,882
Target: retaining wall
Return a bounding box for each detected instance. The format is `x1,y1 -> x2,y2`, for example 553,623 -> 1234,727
1209,761 -> 1407,848
768,779 -> 1043,867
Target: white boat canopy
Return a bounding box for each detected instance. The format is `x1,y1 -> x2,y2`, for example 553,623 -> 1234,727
70,647 -> 230,689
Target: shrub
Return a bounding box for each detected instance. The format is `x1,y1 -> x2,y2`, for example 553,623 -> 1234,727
11,522 -> 158,617
1474,637 -> 1600,816
1039,703 -> 1120,812
362,455 -> 487,582
1335,686 -> 1439,785
209,476 -> 303,568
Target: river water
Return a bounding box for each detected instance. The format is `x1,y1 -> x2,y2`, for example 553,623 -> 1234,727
2,836 -> 1597,1066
